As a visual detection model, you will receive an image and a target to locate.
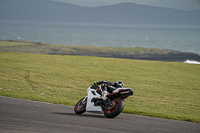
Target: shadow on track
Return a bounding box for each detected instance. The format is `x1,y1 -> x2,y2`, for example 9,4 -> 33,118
53,112 -> 106,118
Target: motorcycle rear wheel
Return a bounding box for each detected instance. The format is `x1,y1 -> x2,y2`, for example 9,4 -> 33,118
104,98 -> 124,118
74,97 -> 87,114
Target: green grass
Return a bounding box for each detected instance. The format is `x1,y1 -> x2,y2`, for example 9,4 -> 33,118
0,51 -> 200,123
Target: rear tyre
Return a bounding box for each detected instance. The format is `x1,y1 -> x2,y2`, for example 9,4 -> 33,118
104,98 -> 124,118
74,97 -> 87,114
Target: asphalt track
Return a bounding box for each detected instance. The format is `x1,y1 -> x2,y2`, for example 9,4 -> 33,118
0,96 -> 199,133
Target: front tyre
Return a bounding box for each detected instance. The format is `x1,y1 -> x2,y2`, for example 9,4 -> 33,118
74,97 -> 87,114
104,98 -> 124,118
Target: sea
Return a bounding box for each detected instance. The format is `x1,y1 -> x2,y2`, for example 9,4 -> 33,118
0,21 -> 200,55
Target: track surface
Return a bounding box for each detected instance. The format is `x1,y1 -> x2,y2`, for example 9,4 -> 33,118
0,96 -> 199,133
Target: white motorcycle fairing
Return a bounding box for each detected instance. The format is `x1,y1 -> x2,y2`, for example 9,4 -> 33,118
86,86 -> 103,112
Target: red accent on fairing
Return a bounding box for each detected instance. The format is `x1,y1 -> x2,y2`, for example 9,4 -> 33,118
118,89 -> 124,92
107,92 -> 117,96
107,89 -> 124,96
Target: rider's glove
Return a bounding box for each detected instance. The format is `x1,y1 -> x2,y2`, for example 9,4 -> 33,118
93,82 -> 97,86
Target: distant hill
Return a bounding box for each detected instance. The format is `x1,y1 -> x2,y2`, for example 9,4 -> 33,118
0,0 -> 199,25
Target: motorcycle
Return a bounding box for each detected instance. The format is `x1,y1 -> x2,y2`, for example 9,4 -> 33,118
74,83 -> 133,118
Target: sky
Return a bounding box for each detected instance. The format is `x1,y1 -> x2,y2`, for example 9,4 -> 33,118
51,0 -> 200,11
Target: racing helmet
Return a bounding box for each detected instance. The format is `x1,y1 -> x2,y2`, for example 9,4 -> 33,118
116,81 -> 124,87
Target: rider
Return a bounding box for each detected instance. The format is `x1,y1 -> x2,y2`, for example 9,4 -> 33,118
93,80 -> 124,100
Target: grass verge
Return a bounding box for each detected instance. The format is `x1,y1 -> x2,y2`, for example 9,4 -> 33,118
0,40 -> 179,56
0,51 -> 199,123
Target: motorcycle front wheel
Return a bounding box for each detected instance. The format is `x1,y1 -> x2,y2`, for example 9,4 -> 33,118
74,97 -> 87,114
104,98 -> 124,118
